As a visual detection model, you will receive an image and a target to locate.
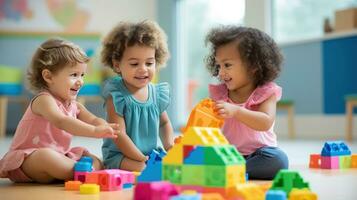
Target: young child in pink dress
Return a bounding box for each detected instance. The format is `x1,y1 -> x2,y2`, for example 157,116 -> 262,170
0,38 -> 119,183
205,25 -> 289,179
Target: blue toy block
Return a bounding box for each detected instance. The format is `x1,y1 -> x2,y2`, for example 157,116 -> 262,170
79,156 -> 93,164
74,162 -> 92,172
321,141 -> 351,156
266,190 -> 287,200
138,148 -> 166,182
184,146 -> 204,165
170,194 -> 201,200
123,183 -> 133,189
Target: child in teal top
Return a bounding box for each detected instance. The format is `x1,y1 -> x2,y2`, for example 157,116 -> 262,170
101,21 -> 174,171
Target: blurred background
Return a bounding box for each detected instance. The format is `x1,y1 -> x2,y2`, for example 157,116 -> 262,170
0,0 -> 357,141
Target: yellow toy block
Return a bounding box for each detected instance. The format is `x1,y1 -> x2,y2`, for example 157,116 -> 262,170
79,184 -> 100,194
162,144 -> 183,164
65,180 -> 82,191
226,165 -> 246,187
181,127 -> 228,146
289,188 -> 317,200
227,183 -> 265,200
183,98 -> 224,132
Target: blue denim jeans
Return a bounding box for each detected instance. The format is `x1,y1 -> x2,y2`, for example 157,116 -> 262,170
244,146 -> 289,180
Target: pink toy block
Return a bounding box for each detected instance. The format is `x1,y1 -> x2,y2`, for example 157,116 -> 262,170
74,171 -> 89,182
134,181 -> 180,200
351,154 -> 357,168
309,154 -> 321,168
87,170 -> 122,191
321,156 -> 339,169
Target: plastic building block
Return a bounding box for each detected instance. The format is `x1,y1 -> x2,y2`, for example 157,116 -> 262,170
184,146 -> 204,165
321,156 -> 339,169
74,162 -> 92,172
181,127 -> 229,146
351,154 -> 357,168
270,170 -> 309,196
179,185 -> 203,193
181,165 -> 205,185
123,183 -> 133,189
321,141 -> 351,156
201,193 -> 225,200
265,190 -> 286,200
289,188 -> 317,200
183,145 -> 195,159
204,145 -> 245,165
182,98 -> 224,132
74,171 -> 89,182
227,183 -> 265,200
79,156 -> 93,164
138,148 -> 166,182
339,155 -> 351,169
79,184 -> 100,194
86,169 -> 134,191
309,154 -> 321,168
162,164 -> 183,184
163,144 -> 183,165
134,181 -> 180,200
170,194 -> 201,200
65,180 -> 82,191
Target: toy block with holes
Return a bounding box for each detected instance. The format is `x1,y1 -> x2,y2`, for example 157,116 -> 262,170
182,98 -> 224,133
85,169 -> 135,191
74,156 -> 93,182
309,154 -> 321,168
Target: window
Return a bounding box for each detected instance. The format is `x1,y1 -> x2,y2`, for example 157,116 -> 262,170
272,0 -> 357,43
177,0 -> 245,114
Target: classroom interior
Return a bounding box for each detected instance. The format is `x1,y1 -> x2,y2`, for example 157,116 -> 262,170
1,0 -> 357,199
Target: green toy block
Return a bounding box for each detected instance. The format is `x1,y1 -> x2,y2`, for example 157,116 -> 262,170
204,145 -> 245,165
181,165 -> 205,186
162,164 -> 182,184
204,165 -> 227,187
339,155 -> 351,169
271,170 -> 309,196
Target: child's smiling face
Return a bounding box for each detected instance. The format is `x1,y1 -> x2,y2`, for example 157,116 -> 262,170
114,44 -> 156,92
215,41 -> 254,92
45,62 -> 87,105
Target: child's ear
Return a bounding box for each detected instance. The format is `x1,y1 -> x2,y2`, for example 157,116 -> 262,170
42,69 -> 53,84
112,60 -> 121,74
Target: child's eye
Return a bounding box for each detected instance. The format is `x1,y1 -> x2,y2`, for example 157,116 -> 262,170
224,63 -> 232,68
81,73 -> 85,77
71,73 -> 78,77
130,63 -> 139,67
146,62 -> 154,67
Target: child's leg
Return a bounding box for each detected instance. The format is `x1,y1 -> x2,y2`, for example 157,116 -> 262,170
120,157 -> 146,172
245,146 -> 289,180
21,148 -> 76,183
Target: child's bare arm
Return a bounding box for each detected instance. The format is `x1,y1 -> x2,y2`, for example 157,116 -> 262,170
76,102 -> 107,126
159,111 -> 174,151
32,95 -> 118,138
215,95 -> 277,131
106,97 -> 147,162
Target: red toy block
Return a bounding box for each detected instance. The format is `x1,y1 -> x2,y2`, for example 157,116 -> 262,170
309,154 -> 321,168
351,154 -> 357,168
321,156 -> 339,169
74,171 -> 89,182
183,145 -> 195,158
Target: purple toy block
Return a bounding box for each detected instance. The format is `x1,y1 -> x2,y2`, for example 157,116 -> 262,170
321,156 -> 339,169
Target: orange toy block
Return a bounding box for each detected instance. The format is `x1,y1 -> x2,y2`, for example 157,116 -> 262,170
65,180 -> 82,191
182,98 -> 224,132
351,154 -> 357,168
309,154 -> 321,168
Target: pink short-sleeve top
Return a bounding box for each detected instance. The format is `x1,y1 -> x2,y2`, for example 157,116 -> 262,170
209,82 -> 282,155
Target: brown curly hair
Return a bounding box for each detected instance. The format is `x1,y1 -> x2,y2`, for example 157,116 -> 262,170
205,25 -> 282,87
101,20 -> 169,72
27,38 -> 89,93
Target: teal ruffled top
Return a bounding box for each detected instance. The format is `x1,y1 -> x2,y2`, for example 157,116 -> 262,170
101,76 -> 170,168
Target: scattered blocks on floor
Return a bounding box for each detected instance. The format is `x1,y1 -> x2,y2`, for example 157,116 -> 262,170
79,184 -> 100,194
65,181 -> 82,191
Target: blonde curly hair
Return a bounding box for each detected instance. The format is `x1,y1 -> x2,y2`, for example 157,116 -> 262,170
27,38 -> 89,93
101,20 -> 169,72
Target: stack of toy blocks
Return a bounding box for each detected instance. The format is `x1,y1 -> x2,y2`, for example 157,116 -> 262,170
267,170 -> 316,199
74,156 -> 93,182
137,148 -> 166,182
162,126 -> 246,198
321,141 -> 351,169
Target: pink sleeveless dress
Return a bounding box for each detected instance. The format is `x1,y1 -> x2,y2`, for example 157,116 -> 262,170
0,91 -> 88,182
209,82 -> 282,155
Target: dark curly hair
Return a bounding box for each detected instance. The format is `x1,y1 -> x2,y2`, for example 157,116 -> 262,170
205,25 -> 282,87
101,20 -> 169,71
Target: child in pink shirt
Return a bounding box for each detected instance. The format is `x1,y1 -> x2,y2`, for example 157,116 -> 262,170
205,25 -> 288,179
0,38 -> 119,183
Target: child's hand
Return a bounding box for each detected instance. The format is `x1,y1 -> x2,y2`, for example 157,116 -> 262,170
214,100 -> 239,118
94,123 -> 119,138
